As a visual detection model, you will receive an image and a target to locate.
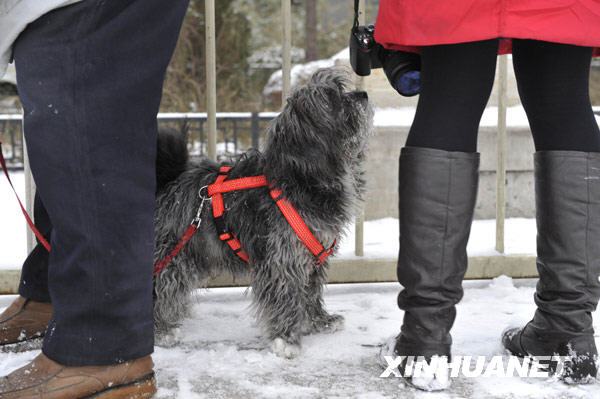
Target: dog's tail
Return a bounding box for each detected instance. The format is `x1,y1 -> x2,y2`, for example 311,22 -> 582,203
156,126 -> 189,192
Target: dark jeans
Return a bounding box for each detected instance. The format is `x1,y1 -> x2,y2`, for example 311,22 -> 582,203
406,39 -> 600,152
13,0 -> 189,366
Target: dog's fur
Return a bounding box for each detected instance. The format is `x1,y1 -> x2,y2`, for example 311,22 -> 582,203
154,69 -> 373,358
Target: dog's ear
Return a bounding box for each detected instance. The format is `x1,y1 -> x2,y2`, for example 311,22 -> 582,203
309,68 -> 349,92
287,85 -> 343,126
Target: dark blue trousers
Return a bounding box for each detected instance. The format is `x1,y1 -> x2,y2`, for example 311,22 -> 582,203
13,0 -> 189,366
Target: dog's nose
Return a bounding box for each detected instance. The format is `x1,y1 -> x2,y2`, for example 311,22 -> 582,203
353,91 -> 368,100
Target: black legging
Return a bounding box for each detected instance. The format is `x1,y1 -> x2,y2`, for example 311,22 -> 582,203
406,39 -> 600,152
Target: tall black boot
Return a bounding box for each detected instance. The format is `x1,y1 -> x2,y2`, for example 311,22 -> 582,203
393,147 -> 479,389
503,151 -> 600,383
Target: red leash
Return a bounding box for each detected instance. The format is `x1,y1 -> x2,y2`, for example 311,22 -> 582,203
153,224 -> 198,275
0,142 -> 51,252
153,187 -> 210,275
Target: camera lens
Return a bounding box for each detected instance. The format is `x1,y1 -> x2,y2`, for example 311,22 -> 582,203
394,70 -> 421,97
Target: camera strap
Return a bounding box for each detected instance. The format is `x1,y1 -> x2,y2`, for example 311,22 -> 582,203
353,0 -> 360,28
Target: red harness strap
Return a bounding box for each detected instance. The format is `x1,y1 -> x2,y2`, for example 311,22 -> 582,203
270,188 -> 336,264
208,166 -> 268,262
0,142 -> 52,252
207,165 -> 335,265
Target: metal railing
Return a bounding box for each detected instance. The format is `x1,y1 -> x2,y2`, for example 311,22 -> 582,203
1,112 -> 280,167
10,1 -> 513,274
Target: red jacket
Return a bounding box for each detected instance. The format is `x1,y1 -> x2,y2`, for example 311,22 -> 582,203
375,0 -> 600,55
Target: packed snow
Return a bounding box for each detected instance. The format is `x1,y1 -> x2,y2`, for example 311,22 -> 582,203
1,278 -> 600,398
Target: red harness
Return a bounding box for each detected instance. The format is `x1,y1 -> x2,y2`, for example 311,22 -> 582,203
208,165 -> 336,265
154,165 -> 336,275
0,144 -> 336,276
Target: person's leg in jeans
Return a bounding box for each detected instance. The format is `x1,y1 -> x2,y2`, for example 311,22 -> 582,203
1,0 -> 189,397
503,40 -> 600,382
391,39 -> 498,390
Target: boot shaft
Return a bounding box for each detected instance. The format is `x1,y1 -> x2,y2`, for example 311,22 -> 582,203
533,151 -> 600,334
397,146 -> 479,349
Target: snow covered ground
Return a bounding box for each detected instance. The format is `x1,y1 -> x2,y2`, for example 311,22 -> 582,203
1,278 -> 600,398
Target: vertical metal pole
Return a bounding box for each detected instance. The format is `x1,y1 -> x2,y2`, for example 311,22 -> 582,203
205,0 -> 217,161
251,112 -> 260,149
23,135 -> 36,254
496,55 -> 508,253
281,0 -> 292,104
354,0 -> 366,257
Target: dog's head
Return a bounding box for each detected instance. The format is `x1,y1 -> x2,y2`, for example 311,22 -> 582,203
264,68 -> 373,190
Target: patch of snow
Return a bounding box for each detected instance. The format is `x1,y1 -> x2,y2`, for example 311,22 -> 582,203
0,171 -> 27,269
331,47 -> 350,61
375,106 -> 600,127
248,46 -> 306,70
263,47 -> 350,97
1,280 -> 599,397
156,112 -> 279,119
336,217 -> 536,260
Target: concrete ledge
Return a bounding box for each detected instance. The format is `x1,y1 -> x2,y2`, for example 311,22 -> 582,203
204,255 -> 539,287
0,270 -> 21,295
0,255 -> 538,294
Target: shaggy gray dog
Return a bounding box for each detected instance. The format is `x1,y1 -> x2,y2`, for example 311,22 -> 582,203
154,68 -> 373,358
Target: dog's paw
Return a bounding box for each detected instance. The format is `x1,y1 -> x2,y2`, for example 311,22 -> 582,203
271,338 -> 301,359
311,313 -> 345,334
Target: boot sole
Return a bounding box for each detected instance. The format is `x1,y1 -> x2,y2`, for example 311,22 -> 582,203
85,374 -> 157,399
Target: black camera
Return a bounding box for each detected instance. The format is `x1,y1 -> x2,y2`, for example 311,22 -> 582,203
349,24 -> 382,76
349,22 -> 421,97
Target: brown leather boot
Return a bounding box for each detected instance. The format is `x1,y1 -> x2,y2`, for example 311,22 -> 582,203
0,353 -> 156,398
0,297 -> 52,346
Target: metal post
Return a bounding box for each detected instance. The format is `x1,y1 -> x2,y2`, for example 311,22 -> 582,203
23,136 -> 36,253
354,0 -> 366,257
495,55 -> 508,253
251,112 -> 260,149
205,0 -> 217,161
281,0 -> 292,104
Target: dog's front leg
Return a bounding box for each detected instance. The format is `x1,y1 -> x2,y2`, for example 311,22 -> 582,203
303,266 -> 344,334
251,259 -> 309,359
